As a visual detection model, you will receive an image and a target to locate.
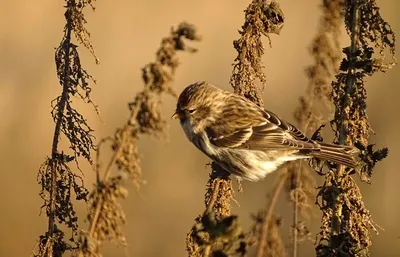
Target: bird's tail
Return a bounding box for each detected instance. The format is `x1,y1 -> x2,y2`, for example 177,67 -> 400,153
310,143 -> 360,168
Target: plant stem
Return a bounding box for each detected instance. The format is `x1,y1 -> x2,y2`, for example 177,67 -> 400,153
292,170 -> 299,257
329,0 -> 360,244
338,1 -> 360,146
88,88 -> 147,236
48,4 -> 73,238
256,172 -> 288,257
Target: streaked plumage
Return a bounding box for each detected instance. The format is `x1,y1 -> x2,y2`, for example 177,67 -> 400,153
173,81 -> 359,181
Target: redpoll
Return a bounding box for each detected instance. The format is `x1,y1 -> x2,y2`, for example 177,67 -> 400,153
172,81 -> 359,181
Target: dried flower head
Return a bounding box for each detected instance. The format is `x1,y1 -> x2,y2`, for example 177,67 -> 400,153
316,0 -> 396,256
186,2 -> 286,257
34,1 -> 98,256
187,211 -> 248,257
231,0 -> 284,105
77,22 -> 200,257
286,1 -> 345,254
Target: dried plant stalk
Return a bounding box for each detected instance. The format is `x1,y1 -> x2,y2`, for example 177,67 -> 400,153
251,212 -> 287,257
33,1 -> 98,256
253,172 -> 288,257
185,1 -> 284,257
287,1 -> 345,256
76,22 -> 201,257
236,1 -> 284,257
231,0 -> 284,106
316,0 -> 395,256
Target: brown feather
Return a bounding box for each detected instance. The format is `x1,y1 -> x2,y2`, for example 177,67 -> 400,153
308,143 -> 360,168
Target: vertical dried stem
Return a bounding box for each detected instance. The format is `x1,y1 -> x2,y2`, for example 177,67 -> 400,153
186,2 -> 284,256
231,1 -> 285,256
256,172 -> 288,257
87,92 -> 145,237
330,0 -> 360,241
292,184 -> 298,257
33,1 -> 99,256
316,0 -> 395,256
77,22 -> 200,257
289,1 -> 345,256
47,7 -> 73,239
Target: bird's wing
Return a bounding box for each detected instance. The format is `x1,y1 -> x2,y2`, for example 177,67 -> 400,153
205,109 -> 319,151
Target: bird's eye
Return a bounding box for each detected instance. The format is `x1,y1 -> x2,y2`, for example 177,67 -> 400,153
188,109 -> 196,114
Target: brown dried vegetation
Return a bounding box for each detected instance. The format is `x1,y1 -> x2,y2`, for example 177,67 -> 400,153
28,0 -> 397,257
186,1 -> 285,257
32,0 -> 200,256
316,0 -> 395,256
231,0 -> 284,106
187,0 -> 396,257
288,0 -> 345,255
77,22 -> 200,257
34,1 -> 98,256
251,1 -> 396,257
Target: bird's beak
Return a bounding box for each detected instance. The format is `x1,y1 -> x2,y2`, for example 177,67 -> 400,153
171,111 -> 179,120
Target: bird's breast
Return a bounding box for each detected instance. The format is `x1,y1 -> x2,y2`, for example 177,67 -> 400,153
180,120 -> 218,156
181,119 -> 196,142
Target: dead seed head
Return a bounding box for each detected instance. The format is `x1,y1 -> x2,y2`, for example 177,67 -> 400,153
35,1 -> 99,256
54,0 -> 100,165
113,127 -> 143,186
193,1 -> 286,257
281,1 -> 346,254
35,227 -> 72,257
81,21 -> 200,256
143,22 -> 201,96
346,0 -> 396,57
316,173 -> 379,256
68,0 -> 99,63
37,156 -> 89,253
250,212 -> 287,257
82,176 -> 128,256
230,0 -> 284,106
331,0 -> 396,180
187,212 -> 248,257
290,0 -> 397,255
205,163 -> 235,219
131,92 -> 167,138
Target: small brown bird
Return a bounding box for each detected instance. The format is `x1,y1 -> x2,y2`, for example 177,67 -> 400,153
172,81 -> 359,182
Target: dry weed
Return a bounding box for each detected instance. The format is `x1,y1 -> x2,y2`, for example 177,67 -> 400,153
251,213 -> 287,257
186,1 -> 285,257
33,1 -> 98,256
286,1 -> 345,255
316,0 -> 396,256
76,22 -> 200,257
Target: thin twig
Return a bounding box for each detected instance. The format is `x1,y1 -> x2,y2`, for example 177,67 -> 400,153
88,88 -> 148,237
95,137 -> 113,182
291,93 -> 317,257
48,7 -> 73,238
256,172 -> 288,257
292,170 -> 299,257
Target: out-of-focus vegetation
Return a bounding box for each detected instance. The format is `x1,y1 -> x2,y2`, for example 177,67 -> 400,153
0,1 -> 398,257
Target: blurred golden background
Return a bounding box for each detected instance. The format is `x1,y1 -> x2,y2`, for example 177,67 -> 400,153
0,0 -> 399,256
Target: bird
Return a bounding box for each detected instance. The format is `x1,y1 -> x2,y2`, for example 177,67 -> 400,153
172,81 -> 360,182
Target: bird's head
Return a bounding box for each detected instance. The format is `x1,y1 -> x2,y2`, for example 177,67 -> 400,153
172,81 -> 221,132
